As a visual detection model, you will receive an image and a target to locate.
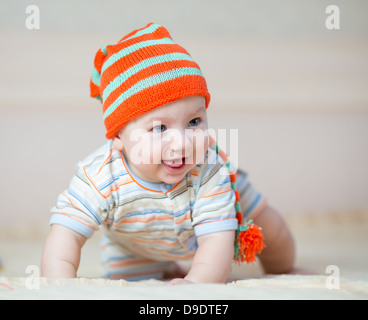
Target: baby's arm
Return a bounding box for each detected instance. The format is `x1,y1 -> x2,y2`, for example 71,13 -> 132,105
41,224 -> 87,278
168,230 -> 234,285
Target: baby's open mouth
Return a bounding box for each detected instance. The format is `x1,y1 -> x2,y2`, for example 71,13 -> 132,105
162,158 -> 186,173
163,158 -> 185,167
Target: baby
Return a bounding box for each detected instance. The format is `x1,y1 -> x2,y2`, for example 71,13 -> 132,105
41,23 -> 296,284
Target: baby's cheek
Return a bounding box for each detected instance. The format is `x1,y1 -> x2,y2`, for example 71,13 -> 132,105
125,137 -> 152,165
193,134 -> 208,164
150,141 -> 163,165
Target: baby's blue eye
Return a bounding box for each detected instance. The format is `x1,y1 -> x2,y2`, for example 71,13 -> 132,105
152,124 -> 166,133
189,118 -> 200,126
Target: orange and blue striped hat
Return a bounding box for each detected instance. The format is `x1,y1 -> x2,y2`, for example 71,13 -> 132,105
90,23 -> 210,139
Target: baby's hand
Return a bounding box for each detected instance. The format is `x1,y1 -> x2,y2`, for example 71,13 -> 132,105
165,278 -> 194,286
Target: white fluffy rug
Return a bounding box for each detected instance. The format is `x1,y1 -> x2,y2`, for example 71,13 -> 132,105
1,275 -> 367,300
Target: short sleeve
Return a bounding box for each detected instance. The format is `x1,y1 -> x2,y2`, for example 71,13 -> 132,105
191,149 -> 238,237
236,169 -> 267,219
50,161 -> 109,238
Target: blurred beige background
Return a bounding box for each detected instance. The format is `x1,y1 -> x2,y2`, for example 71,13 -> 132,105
0,0 -> 367,229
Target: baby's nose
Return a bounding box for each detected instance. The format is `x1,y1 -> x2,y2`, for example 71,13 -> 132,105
165,129 -> 193,158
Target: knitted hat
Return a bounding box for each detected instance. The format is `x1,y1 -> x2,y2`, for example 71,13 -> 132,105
90,23 -> 211,139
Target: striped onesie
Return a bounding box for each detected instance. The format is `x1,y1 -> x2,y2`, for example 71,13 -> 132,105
50,140 -> 267,280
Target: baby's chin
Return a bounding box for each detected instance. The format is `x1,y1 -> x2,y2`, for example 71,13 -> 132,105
159,172 -> 188,185
159,164 -> 193,185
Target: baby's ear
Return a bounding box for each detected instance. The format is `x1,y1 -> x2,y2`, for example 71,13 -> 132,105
112,134 -> 124,151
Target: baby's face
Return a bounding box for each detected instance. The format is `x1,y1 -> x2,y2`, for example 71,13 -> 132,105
113,95 -> 208,185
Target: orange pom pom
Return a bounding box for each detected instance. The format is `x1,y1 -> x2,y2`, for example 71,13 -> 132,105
234,223 -> 265,264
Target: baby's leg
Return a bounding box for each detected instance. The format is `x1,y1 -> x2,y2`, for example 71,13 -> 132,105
100,235 -> 178,281
162,262 -> 187,280
251,206 -> 296,274
236,169 -> 295,274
